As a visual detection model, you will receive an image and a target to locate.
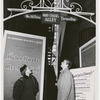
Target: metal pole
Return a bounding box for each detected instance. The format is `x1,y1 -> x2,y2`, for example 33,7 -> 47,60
51,0 -> 60,78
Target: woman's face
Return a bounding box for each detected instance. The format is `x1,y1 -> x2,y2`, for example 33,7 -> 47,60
25,67 -> 31,76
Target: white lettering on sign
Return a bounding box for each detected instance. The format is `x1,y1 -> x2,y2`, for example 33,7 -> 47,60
7,36 -> 42,44
42,14 -> 48,17
44,18 -> 57,22
42,14 -> 59,18
61,16 -> 76,21
25,14 -> 41,19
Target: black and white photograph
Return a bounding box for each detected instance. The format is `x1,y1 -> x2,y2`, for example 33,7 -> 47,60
1,0 -> 98,100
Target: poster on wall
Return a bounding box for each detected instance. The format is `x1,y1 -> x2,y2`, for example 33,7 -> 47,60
71,67 -> 95,100
3,30 -> 46,100
79,37 -> 96,67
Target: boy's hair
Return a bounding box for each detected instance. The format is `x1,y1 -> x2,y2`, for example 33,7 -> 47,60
20,65 -> 27,76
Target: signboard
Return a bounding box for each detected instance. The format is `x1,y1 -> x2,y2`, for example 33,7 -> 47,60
60,13 -> 77,22
61,16 -> 77,21
42,12 -> 60,24
3,30 -> 46,100
79,37 -> 96,67
24,14 -> 41,20
24,12 -> 77,24
71,67 -> 95,100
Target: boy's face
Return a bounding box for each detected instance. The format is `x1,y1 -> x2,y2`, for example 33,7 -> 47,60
25,66 -> 31,75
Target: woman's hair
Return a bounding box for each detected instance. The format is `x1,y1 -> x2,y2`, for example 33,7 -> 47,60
20,65 -> 27,76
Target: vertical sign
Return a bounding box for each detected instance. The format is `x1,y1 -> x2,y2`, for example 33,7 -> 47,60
3,30 -> 46,100
71,67 -> 95,100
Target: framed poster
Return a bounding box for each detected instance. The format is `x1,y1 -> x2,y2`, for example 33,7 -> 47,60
71,67 -> 95,100
79,37 -> 96,67
3,30 -> 46,100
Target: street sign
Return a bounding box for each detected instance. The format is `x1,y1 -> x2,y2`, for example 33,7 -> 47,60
60,13 -> 78,22
24,14 -> 41,20
24,12 -> 77,23
61,16 -> 77,21
42,12 -> 60,24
